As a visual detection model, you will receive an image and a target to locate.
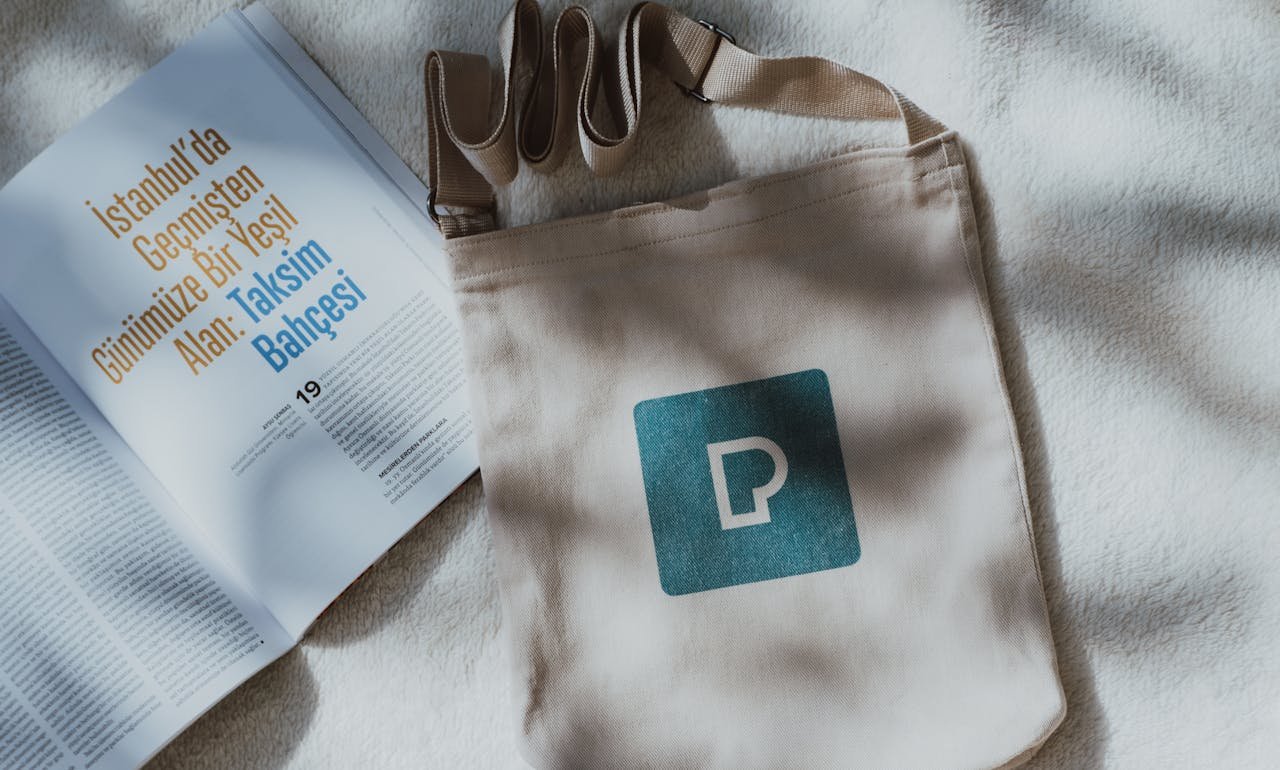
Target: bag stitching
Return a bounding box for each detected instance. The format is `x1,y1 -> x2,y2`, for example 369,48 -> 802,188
448,138 -> 955,252
939,140 -> 1050,591
454,165 -> 956,285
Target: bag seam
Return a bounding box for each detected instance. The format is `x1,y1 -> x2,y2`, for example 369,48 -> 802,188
939,139 -> 1068,767
939,142 -> 1063,705
939,141 -> 1045,577
454,165 -> 957,285
448,133 -> 956,252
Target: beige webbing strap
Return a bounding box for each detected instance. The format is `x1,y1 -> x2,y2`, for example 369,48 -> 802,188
424,0 -> 946,238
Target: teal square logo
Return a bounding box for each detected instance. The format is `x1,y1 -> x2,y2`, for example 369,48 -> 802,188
633,369 -> 860,596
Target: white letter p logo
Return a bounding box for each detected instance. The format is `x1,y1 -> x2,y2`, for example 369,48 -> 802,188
706,437 -> 789,530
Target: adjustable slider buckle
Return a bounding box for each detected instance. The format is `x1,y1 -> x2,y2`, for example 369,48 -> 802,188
677,19 -> 736,103
696,18 -> 735,44
426,187 -> 496,231
427,186 -> 441,226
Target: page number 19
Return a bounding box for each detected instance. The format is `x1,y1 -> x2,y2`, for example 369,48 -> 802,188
295,380 -> 322,405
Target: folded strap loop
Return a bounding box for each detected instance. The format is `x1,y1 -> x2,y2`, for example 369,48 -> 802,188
424,0 -> 945,237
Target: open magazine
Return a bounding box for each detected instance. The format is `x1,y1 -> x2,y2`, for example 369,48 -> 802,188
0,6 -> 477,769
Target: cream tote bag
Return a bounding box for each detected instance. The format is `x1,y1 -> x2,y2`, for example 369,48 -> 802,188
425,2 -> 1065,767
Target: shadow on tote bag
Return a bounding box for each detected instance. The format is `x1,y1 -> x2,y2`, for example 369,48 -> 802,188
424,1 -> 1066,767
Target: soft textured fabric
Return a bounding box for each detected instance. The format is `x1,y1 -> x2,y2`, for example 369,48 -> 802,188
1,0 -> 1276,768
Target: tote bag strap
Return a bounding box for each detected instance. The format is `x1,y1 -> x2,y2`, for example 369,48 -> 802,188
424,0 -> 946,238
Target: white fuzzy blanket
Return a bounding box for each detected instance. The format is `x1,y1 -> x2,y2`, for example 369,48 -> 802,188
3,0 -> 1277,767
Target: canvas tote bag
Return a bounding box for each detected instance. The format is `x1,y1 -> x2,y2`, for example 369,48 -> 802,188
424,1 -> 1065,766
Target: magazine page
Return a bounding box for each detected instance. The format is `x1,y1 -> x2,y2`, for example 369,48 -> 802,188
0,9 -> 477,638
0,297 -> 294,770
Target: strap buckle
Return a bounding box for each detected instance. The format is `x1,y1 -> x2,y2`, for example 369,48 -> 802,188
427,186 -> 496,234
427,186 -> 441,226
678,19 -> 735,103
695,18 -> 735,45
430,186 -> 494,227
